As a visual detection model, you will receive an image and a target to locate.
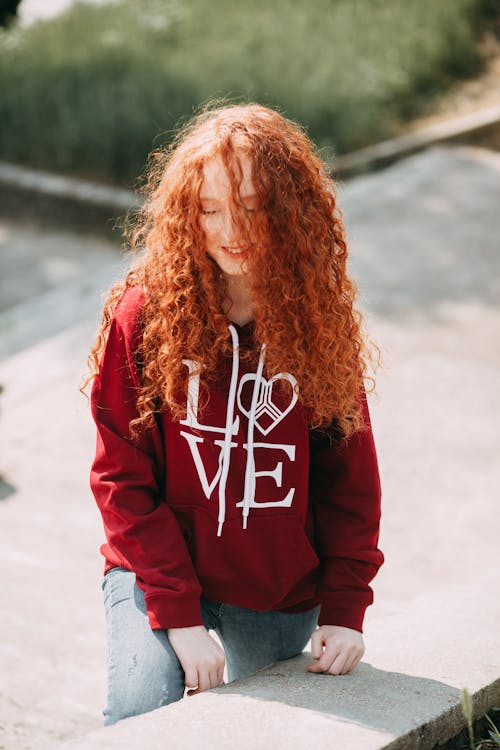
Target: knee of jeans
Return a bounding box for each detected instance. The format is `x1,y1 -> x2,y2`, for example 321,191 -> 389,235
104,680 -> 185,726
104,649 -> 185,725
281,624 -> 319,661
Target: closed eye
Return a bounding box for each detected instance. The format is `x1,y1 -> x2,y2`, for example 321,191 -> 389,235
240,202 -> 262,213
201,209 -> 218,215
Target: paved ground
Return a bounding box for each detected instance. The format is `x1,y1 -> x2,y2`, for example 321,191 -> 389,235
0,145 -> 499,750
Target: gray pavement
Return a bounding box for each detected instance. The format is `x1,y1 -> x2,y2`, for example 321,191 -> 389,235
0,145 -> 499,750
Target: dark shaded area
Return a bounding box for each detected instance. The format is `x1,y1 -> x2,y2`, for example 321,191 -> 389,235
0,0 -> 21,27
0,476 -> 16,501
432,705 -> 500,749
0,180 -> 127,247
221,656 -> 464,742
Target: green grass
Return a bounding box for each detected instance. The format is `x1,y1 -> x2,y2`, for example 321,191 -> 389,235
0,0 -> 495,184
460,689 -> 500,750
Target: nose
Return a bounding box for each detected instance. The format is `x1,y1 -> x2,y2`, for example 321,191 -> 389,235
221,209 -> 240,246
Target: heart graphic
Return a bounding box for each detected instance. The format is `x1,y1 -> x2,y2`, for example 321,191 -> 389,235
237,372 -> 298,436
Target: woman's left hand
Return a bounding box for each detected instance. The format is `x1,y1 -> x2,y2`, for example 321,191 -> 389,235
307,625 -> 365,675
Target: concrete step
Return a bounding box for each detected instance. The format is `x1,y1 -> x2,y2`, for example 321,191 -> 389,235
58,643 -> 500,750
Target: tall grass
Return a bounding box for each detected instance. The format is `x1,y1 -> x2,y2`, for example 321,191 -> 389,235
0,0 -> 493,184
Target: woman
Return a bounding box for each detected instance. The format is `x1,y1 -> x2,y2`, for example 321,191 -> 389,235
86,102 -> 384,725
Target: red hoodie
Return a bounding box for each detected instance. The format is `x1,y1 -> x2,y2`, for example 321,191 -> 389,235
90,286 -> 383,632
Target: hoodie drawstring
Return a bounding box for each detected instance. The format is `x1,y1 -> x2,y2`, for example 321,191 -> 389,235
214,324 -> 267,537
241,342 -> 266,530
217,325 -> 240,537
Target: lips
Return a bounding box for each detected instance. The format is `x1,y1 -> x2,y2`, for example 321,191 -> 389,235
221,246 -> 246,256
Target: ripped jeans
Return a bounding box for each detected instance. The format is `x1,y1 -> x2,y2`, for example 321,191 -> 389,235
102,566 -> 320,725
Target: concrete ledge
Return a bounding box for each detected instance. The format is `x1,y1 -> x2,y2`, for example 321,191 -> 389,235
0,161 -> 138,239
331,104 -> 500,177
59,654 -> 500,750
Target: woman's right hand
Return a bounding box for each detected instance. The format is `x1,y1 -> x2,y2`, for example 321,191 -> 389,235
167,625 -> 226,695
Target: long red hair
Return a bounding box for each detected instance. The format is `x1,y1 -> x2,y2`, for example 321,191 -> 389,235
83,102 -> 376,438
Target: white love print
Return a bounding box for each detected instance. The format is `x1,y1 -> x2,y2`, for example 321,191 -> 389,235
237,372 -> 298,436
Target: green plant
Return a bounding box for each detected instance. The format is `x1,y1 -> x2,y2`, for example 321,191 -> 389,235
461,688 -> 500,750
462,688 -> 476,750
0,0 -> 495,184
476,712 -> 500,749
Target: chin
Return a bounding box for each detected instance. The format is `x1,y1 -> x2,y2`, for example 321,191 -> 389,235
218,259 -> 249,277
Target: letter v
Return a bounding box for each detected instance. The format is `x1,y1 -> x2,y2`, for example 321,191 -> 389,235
179,433 -> 237,500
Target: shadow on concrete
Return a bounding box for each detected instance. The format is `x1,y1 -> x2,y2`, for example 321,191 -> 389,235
0,476 -> 16,501
218,655 -> 462,742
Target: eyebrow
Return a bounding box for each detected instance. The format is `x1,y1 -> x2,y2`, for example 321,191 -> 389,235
199,193 -> 259,201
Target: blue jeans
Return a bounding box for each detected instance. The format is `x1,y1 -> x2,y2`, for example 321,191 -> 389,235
102,567 -> 320,725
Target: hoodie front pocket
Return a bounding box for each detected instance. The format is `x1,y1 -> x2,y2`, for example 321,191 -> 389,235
188,512 -> 320,611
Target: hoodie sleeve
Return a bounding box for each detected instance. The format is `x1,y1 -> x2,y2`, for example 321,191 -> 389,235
90,289 -> 204,630
309,392 -> 384,633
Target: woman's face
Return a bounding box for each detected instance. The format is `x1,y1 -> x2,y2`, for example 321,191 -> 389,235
199,153 -> 260,278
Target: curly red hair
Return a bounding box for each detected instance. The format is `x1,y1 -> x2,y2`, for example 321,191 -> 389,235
83,102 -> 376,438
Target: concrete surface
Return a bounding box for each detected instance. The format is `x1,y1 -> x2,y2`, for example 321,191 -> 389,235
0,220 -> 125,359
0,144 -> 499,750
0,162 -> 138,238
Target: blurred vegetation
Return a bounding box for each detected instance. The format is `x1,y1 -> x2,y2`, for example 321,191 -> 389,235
0,0 -> 497,184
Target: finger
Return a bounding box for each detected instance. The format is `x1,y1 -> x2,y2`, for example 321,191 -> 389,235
327,651 -> 348,676
187,667 -> 209,696
307,646 -> 340,673
307,661 -> 327,673
309,630 -> 324,660
197,668 -> 211,693
343,644 -> 364,672
208,666 -> 221,690
315,643 -> 342,673
345,652 -> 362,674
184,666 -> 198,691
342,655 -> 357,674
209,651 -> 225,688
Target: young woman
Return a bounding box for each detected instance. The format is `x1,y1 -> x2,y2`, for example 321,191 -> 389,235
86,102 -> 384,726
